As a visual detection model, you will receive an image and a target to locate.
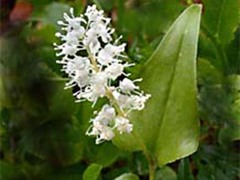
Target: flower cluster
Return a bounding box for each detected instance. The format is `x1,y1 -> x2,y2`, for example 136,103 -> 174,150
54,5 -> 150,144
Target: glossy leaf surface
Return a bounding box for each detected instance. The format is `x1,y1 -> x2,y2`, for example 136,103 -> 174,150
114,5 -> 201,166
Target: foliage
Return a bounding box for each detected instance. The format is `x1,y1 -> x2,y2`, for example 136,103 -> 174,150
0,0 -> 239,179
114,5 -> 201,166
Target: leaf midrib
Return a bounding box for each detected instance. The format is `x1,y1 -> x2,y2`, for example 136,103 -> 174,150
153,30 -> 187,154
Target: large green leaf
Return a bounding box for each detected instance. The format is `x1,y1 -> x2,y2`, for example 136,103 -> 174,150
202,0 -> 239,44
114,5 -> 201,166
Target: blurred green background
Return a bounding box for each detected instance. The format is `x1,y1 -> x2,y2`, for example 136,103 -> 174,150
0,0 -> 239,179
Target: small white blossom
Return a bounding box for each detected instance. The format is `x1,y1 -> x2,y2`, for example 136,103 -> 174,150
86,104 -> 116,144
105,63 -> 124,80
55,5 -> 151,144
97,43 -> 125,65
119,78 -> 139,93
115,117 -> 133,134
98,104 -> 116,122
98,126 -> 115,143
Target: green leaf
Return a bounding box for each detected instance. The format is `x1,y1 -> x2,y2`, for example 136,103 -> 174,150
226,28 -> 240,74
198,32 -> 218,65
197,58 -> 223,86
116,0 -> 184,40
114,5 -> 201,166
155,166 -> 177,180
177,158 -> 194,180
133,152 -> 149,176
85,142 -> 119,167
28,0 -> 54,18
218,125 -> 240,143
114,173 -> 139,180
83,163 -> 102,180
49,82 -> 77,118
202,0 -> 239,44
42,2 -> 71,28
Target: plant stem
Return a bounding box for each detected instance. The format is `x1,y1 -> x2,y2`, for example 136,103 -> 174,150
87,45 -> 157,179
143,150 -> 156,180
105,89 -> 126,117
148,155 -> 156,180
87,47 -> 127,118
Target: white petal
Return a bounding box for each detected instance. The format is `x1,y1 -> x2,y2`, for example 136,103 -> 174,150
115,117 -> 133,134
105,63 -> 124,80
119,78 -> 139,93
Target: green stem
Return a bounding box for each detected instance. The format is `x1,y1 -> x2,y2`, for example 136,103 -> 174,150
148,155 -> 156,180
105,89 -> 126,117
87,47 -> 126,117
86,34 -> 157,179
143,151 -> 156,180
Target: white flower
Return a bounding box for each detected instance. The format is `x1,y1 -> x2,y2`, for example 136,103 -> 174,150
90,72 -> 108,85
97,126 -> 115,143
86,122 -> 115,144
97,43 -> 125,65
64,57 -> 90,74
55,5 -> 150,144
115,117 -> 133,134
105,63 -> 124,80
85,5 -> 103,22
98,104 -> 116,121
119,78 -> 139,93
86,104 -> 116,144
128,94 -> 151,111
55,43 -> 79,57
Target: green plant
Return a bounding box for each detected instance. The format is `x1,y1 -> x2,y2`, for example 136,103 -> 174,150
0,0 -> 239,179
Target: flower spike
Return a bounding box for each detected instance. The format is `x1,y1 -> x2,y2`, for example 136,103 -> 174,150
55,5 -> 151,144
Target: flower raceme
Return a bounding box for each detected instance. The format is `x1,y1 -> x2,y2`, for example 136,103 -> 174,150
54,5 -> 151,144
